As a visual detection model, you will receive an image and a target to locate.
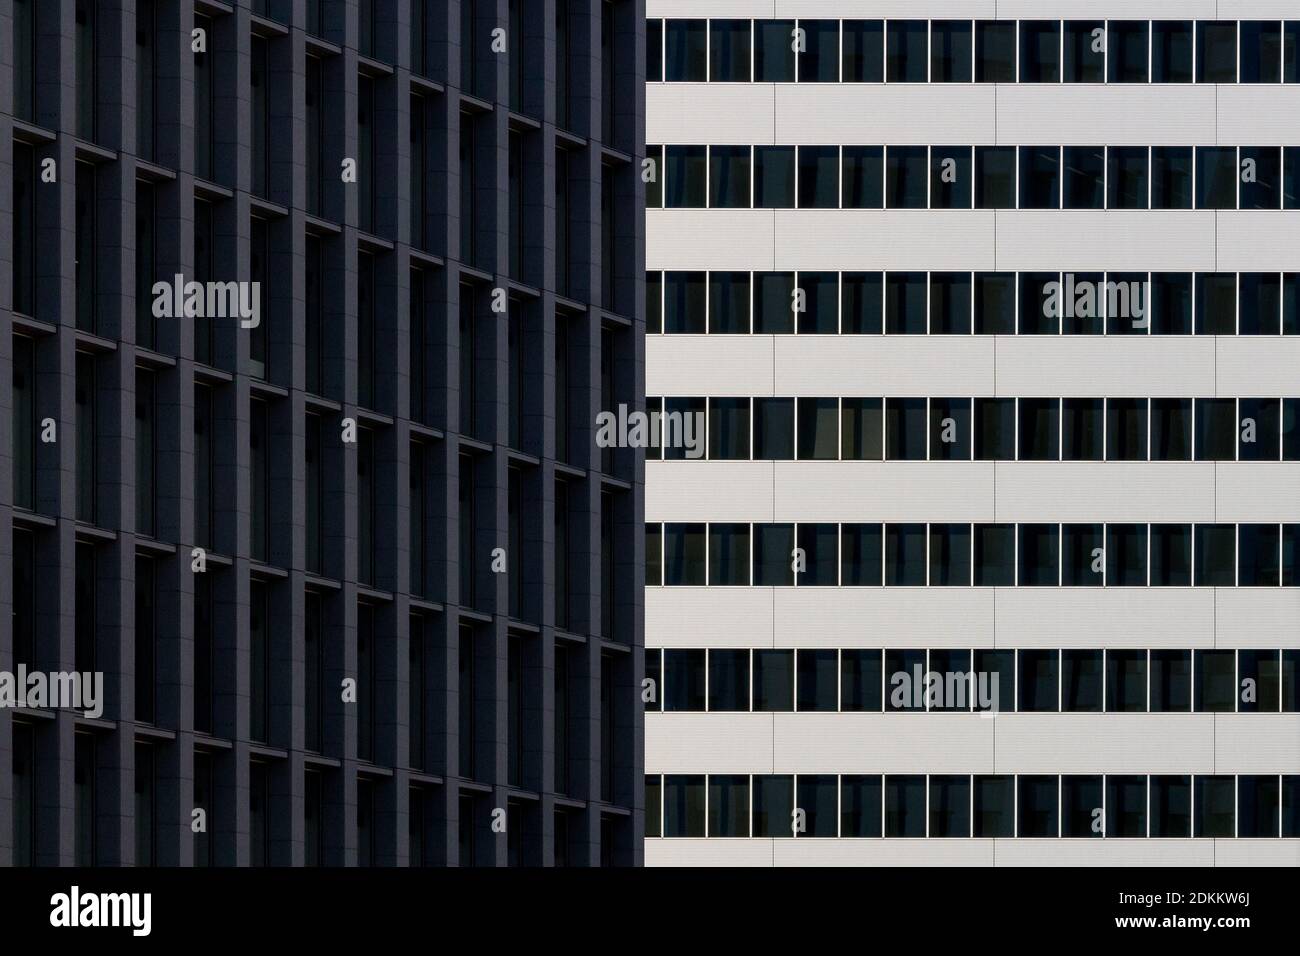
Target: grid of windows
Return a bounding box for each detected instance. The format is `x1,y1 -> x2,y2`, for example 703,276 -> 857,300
648,19 -> 1300,86
646,774 -> 1300,839
647,145 -> 1300,211
644,647 -> 1299,714
3,0 -> 644,868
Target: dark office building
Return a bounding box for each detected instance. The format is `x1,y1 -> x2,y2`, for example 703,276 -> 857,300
1,0 -> 645,866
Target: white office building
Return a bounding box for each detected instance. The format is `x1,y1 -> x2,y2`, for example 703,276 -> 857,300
643,1 -> 1300,865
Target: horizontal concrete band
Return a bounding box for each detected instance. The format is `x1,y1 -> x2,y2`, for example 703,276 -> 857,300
645,837 -> 1300,867
649,85 -> 1300,145
645,586 -> 1300,648
647,210 -> 1300,272
645,713 -> 1300,773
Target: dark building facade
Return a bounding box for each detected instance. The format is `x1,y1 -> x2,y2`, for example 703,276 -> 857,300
1,0 -> 645,866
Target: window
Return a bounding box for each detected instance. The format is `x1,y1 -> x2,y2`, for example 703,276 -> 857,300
250,761 -> 270,866
357,251 -> 375,407
1194,524 -> 1236,586
885,525 -> 925,585
665,21 -> 706,82
931,150 -> 972,210
797,398 -> 838,460
12,529 -> 36,671
1018,398 -> 1059,460
843,148 -> 883,209
754,650 -> 794,711
975,147 -> 1016,209
134,553 -> 156,723
1194,776 -> 1235,837
135,0 -> 156,161
974,272 -> 1015,332
709,146 -> 750,209
1018,776 -> 1059,837
461,114 -> 478,263
665,649 -> 705,712
1018,650 -> 1058,711
798,147 -> 839,208
76,0 -> 98,140
932,22 -> 972,83
843,21 -> 883,82
1063,147 -> 1104,209
1110,22 -> 1149,82
1019,22 -> 1061,83
134,744 -> 156,865
754,146 -> 795,208
1239,776 -> 1280,838
75,352 -> 97,523
974,776 -> 1015,836
251,36 -> 270,198
841,775 -> 882,836
709,776 -> 749,837
249,580 -> 270,742
302,591 -> 325,753
357,603 -> 376,761
460,624 -> 478,779
709,649 -> 749,711
1197,22 -> 1238,83
14,0 -> 36,121
194,574 -> 213,734
305,56 -> 325,215
1019,146 -> 1060,208
886,21 -> 927,83
75,733 -> 97,865
842,650 -> 883,710
1108,148 -> 1149,210
357,426 -> 375,585
250,399 -> 270,563
664,776 -> 705,837
754,775 -> 794,837
75,163 -> 97,332
1063,22 -> 1104,82
12,143 -> 36,317
930,776 -> 971,837
12,336 -> 36,511
800,21 -> 839,83
1196,147 -> 1237,209
976,21 -> 1015,82
708,523 -> 749,586
1154,22 -> 1194,83
885,776 -> 925,837
755,21 -> 795,83
885,147 -> 927,209
646,19 -> 663,82
1062,650 -> 1103,710
797,650 -> 838,712
841,525 -> 883,587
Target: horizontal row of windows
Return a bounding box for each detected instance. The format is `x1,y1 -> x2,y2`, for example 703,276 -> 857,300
648,19 -> 1300,86
647,145 -> 1300,211
646,774 -> 1300,840
647,270 -> 1300,336
645,396 -> 1300,462
645,522 -> 1300,589
644,647 -> 1300,714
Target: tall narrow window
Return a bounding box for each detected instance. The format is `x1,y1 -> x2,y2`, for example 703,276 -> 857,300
601,168 -> 617,310
135,369 -> 156,536
305,412 -> 323,575
601,491 -> 615,637
411,0 -> 429,76
410,441 -> 427,597
76,0 -> 98,141
193,752 -> 213,865
305,234 -> 323,394
134,743 -> 156,865
193,199 -> 214,364
358,76 -> 375,232
555,148 -> 571,295
509,0 -> 524,110
305,56 -> 324,215
135,0 -> 156,161
75,163 -> 97,332
508,299 -> 524,448
357,603 -> 375,761
411,94 -> 427,250
12,722 -> 35,865
409,614 -> 426,770
555,479 -> 571,629
458,453 -> 476,607
459,284 -> 476,436
554,643 -> 570,794
14,0 -> 36,122
194,15 -> 214,180
194,571 -> 213,734
249,761 -> 269,865
75,352 -> 97,524
357,251 -> 375,408
304,769 -> 323,865
508,130 -> 524,278
75,543 -> 96,673
458,624 -> 476,778
249,217 -> 269,378
358,0 -> 375,58
459,113 -> 476,264
555,316 -> 570,461
193,384 -> 213,550
12,143 -> 36,316
250,399 -> 270,563
555,0 -> 570,128
508,466 -> 522,617
250,37 -> 270,198
74,733 -> 97,865
601,655 -> 615,801
357,426 -> 375,585
304,591 -> 323,752
357,778 -> 374,865
135,556 -> 155,722
250,580 -> 269,742
410,268 -> 427,423
135,182 -> 156,348
12,529 -> 36,670
13,336 -> 36,511
601,2 -> 616,142
508,636 -> 524,787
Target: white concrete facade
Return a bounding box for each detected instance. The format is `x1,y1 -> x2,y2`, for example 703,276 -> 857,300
645,3 -> 1300,864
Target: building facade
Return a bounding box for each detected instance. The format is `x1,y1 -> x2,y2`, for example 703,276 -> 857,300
1,0 -> 646,866
644,2 -> 1300,865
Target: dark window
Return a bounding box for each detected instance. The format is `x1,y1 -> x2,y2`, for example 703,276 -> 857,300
250,399 -> 270,563
1063,147 -> 1104,209
1194,776 -> 1235,837
664,649 -> 705,712
12,336 -> 36,511
12,143 -> 36,316
884,776 -> 925,837
709,146 -> 750,209
1151,775 -> 1192,836
1019,146 -> 1060,209
304,591 -> 324,752
75,163 -> 97,332
799,21 -> 839,83
1062,650 -> 1103,711
754,398 -> 795,459
709,21 -> 749,82
709,649 -> 749,712
1151,524 -> 1193,586
930,397 -> 970,460
14,0 -> 36,122
1151,148 -> 1194,210
709,272 -> 750,334
929,524 -> 971,585
1107,776 -> 1147,837
843,21 -> 884,82
974,524 -> 1015,586
194,14 -> 215,179
1019,22 -> 1060,82
974,650 -> 1015,712
134,555 -> 156,723
1107,650 -> 1147,712
931,149 -> 972,210
1061,524 -> 1103,586
664,272 -> 706,333
843,147 -> 883,209
975,21 -> 1015,82
135,182 -> 156,348
709,523 -> 749,586
797,398 -> 838,461
1063,22 -> 1104,82
1151,399 -> 1192,460
1239,776 -> 1280,838
973,776 -> 1015,837
754,146 -> 796,208
251,37 -> 270,199
665,146 -> 706,208
1018,649 -> 1059,711
1239,649 -> 1281,713
932,22 -> 973,82
134,744 -> 156,865
1018,398 -> 1059,460
709,776 -> 749,837
250,580 -> 270,742
460,625 -> 478,779
1106,524 -> 1148,586
798,146 -> 839,208
841,649 -> 883,710
1017,776 -> 1059,837
1197,22 -> 1238,83
75,352 -> 97,523
1110,22 -> 1149,82
1108,147 -> 1149,210
886,21 -> 927,82
74,734 -> 97,865
664,775 -> 705,837
1151,650 -> 1192,711
1062,399 -> 1103,460
754,650 -> 794,712
885,525 -> 926,586
796,650 -> 838,711
841,523 -> 883,586
76,0 -> 98,140
974,398 -> 1015,459
1196,147 -> 1238,210
1153,22 -> 1194,83
1195,650 -> 1237,712
665,21 -> 706,82
1240,274 -> 1282,336
974,272 -> 1015,332
664,523 -> 706,586
1061,775 -> 1102,838
755,21 -> 795,82
1194,524 -> 1236,586
135,0 -> 156,160
194,574 -> 214,734
885,147 -> 927,209
11,722 -> 33,864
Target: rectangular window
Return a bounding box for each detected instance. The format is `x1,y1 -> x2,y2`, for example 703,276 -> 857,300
194,14 -> 214,179
76,0 -> 98,140
411,268 -> 428,423
1110,22 -> 1149,82
12,335 -> 36,511
755,21 -> 795,82
754,146 -> 795,209
930,775 -> 971,837
975,147 -> 1016,209
799,21 -> 839,83
303,412 -> 323,574
194,572 -> 213,734
459,455 -> 476,607
1019,146 -> 1060,209
1019,21 -> 1061,82
75,733 -> 97,865
710,21 -> 751,82
250,761 -> 269,866
843,147 -> 883,209
357,426 -> 375,585
304,591 -> 324,752
357,603 -> 375,761
76,352 -> 97,523
135,0 -> 156,161
885,147 -> 927,209
1063,21 -> 1104,82
12,722 -> 35,865
1018,775 -> 1059,837
135,182 -> 157,348
843,21 -> 884,82
12,529 -> 36,671
932,22 -> 973,83
131,367 -> 156,537
251,36 -> 270,198
409,441 -> 427,597
305,235 -> 323,394
665,21 -> 706,82
14,0 -> 36,121
886,21 -> 927,83
885,775 -> 926,836
841,524 -> 883,587
303,768 -> 322,865
250,580 -> 270,742
134,555 -> 156,723
409,614 -> 426,770
12,143 -> 36,317
134,744 -> 155,865
842,649 -> 883,710
1197,22 -> 1238,83
1197,146 -> 1239,210
250,398 -> 270,563
76,163 -> 97,332
974,776 -> 1015,836
306,56 -> 325,215
552,642 -> 571,792
664,775 -> 706,837
357,251 -> 375,408
1062,650 -> 1103,711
